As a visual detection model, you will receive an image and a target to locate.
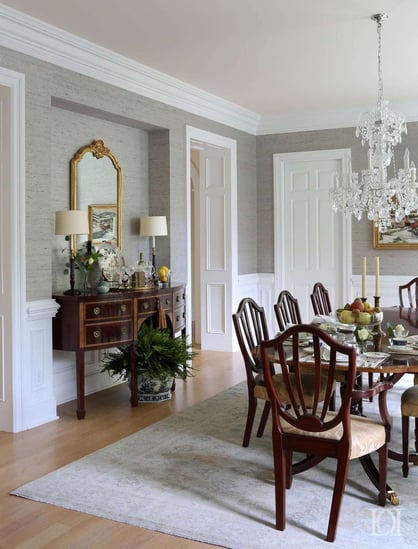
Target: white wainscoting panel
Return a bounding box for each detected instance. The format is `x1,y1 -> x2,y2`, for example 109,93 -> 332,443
53,348 -> 124,405
236,273 -> 276,336
24,299 -> 60,429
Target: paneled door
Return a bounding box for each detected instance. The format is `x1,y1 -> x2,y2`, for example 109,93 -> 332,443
199,144 -> 236,351
273,150 -> 352,322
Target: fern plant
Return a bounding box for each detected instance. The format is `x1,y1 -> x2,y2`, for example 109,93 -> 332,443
101,322 -> 197,382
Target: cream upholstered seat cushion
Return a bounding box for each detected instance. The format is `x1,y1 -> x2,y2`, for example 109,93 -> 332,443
401,385 -> 418,417
254,373 -> 335,406
281,412 -> 386,460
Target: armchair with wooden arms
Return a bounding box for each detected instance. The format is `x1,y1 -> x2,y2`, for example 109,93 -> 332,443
260,323 -> 392,542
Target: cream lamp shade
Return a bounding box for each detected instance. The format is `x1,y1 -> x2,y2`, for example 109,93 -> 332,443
139,216 -> 168,237
139,215 -> 168,272
55,210 -> 89,236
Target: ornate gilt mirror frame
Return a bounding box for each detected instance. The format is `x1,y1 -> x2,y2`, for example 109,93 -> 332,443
70,139 -> 122,252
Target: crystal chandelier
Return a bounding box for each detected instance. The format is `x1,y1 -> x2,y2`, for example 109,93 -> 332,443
330,13 -> 418,233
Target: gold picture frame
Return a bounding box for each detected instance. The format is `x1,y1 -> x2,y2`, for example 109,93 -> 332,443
88,204 -> 118,247
373,215 -> 418,249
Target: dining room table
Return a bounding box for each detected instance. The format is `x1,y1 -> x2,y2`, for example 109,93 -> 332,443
263,306 -> 418,505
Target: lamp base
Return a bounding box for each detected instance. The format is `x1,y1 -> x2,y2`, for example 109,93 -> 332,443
64,288 -> 82,296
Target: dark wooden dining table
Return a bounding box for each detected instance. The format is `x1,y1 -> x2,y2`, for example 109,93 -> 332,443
262,306 -> 418,504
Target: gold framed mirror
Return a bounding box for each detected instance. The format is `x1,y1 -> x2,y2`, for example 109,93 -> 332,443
70,139 -> 122,252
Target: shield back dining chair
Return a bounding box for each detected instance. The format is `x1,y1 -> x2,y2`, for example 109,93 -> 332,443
310,282 -> 332,316
274,290 -> 302,332
401,374 -> 418,477
399,277 -> 418,308
232,297 -> 273,447
259,323 -> 391,542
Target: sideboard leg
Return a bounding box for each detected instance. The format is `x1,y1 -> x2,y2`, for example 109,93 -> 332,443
76,350 -> 86,419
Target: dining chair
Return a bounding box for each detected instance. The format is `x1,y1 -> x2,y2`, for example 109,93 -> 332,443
310,282 -> 332,316
399,277 -> 418,308
259,323 -> 391,542
274,290 -> 302,332
401,374 -> 418,477
232,297 -> 274,447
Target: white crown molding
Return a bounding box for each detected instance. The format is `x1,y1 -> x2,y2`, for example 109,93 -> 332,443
257,100 -> 418,136
0,4 -> 260,135
1,4 -> 418,137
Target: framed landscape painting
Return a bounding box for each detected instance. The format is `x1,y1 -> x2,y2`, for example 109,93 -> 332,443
373,215 -> 418,249
88,204 -> 118,246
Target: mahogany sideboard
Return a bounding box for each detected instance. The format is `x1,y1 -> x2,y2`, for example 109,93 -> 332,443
52,284 -> 186,419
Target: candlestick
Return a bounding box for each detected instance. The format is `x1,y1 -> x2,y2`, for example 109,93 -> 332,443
361,256 -> 367,298
375,256 -> 380,297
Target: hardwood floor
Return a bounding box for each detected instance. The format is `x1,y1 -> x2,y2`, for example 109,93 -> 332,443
0,350 -> 245,548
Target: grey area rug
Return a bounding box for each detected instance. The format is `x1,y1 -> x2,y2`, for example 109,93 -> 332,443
11,378 -> 418,548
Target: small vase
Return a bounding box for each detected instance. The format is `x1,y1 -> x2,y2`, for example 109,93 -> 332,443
82,270 -> 91,294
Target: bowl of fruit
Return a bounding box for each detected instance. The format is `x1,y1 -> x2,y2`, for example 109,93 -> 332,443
336,298 -> 382,326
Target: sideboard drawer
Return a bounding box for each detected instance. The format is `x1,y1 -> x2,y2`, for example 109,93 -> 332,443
84,300 -> 132,320
173,306 -> 186,333
83,320 -> 133,347
173,288 -> 186,306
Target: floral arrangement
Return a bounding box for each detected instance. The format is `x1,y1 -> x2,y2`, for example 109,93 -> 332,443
63,238 -> 102,274
354,326 -> 371,344
73,247 -> 102,271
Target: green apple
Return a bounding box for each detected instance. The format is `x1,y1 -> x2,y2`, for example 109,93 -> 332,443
340,310 -> 355,324
358,312 -> 372,325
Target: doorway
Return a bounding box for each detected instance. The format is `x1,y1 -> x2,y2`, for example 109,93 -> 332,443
273,149 -> 352,320
186,127 -> 238,352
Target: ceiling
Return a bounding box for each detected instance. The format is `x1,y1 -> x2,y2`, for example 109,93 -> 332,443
1,0 -> 418,125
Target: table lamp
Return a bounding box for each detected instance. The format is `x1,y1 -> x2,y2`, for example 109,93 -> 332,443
55,210 -> 89,295
139,215 -> 168,271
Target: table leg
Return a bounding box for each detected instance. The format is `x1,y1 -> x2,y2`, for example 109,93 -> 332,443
75,350 -> 86,420
359,454 -> 399,505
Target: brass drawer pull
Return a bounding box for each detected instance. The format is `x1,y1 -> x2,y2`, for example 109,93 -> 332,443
120,304 -> 127,313
176,314 -> 180,321
93,329 -> 101,339
121,327 -> 128,336
165,299 -> 170,305
143,302 -> 149,310
176,295 -> 180,302
93,307 -> 101,316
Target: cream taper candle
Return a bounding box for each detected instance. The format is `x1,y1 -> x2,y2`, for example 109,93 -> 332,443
375,256 -> 380,297
361,257 -> 366,297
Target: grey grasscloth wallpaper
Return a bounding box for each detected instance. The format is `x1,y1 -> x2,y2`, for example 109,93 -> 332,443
0,45 -> 256,301
1,42 -> 417,302
256,125 -> 418,275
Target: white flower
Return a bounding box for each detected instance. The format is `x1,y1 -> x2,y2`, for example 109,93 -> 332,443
395,324 -> 405,335
357,328 -> 370,341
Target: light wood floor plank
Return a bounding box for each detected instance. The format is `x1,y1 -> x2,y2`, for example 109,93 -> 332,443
0,350 -> 244,548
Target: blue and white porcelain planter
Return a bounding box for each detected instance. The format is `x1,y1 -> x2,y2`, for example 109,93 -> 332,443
137,370 -> 172,402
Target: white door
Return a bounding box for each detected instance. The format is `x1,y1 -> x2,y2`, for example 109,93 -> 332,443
274,150 -> 352,322
199,145 -> 236,350
186,127 -> 238,352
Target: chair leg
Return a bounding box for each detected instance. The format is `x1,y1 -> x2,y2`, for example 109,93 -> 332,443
402,415 -> 409,478
368,372 -> 374,402
415,417 -> 418,453
256,400 -> 271,438
326,457 -> 350,542
242,394 -> 257,447
273,441 -> 286,531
